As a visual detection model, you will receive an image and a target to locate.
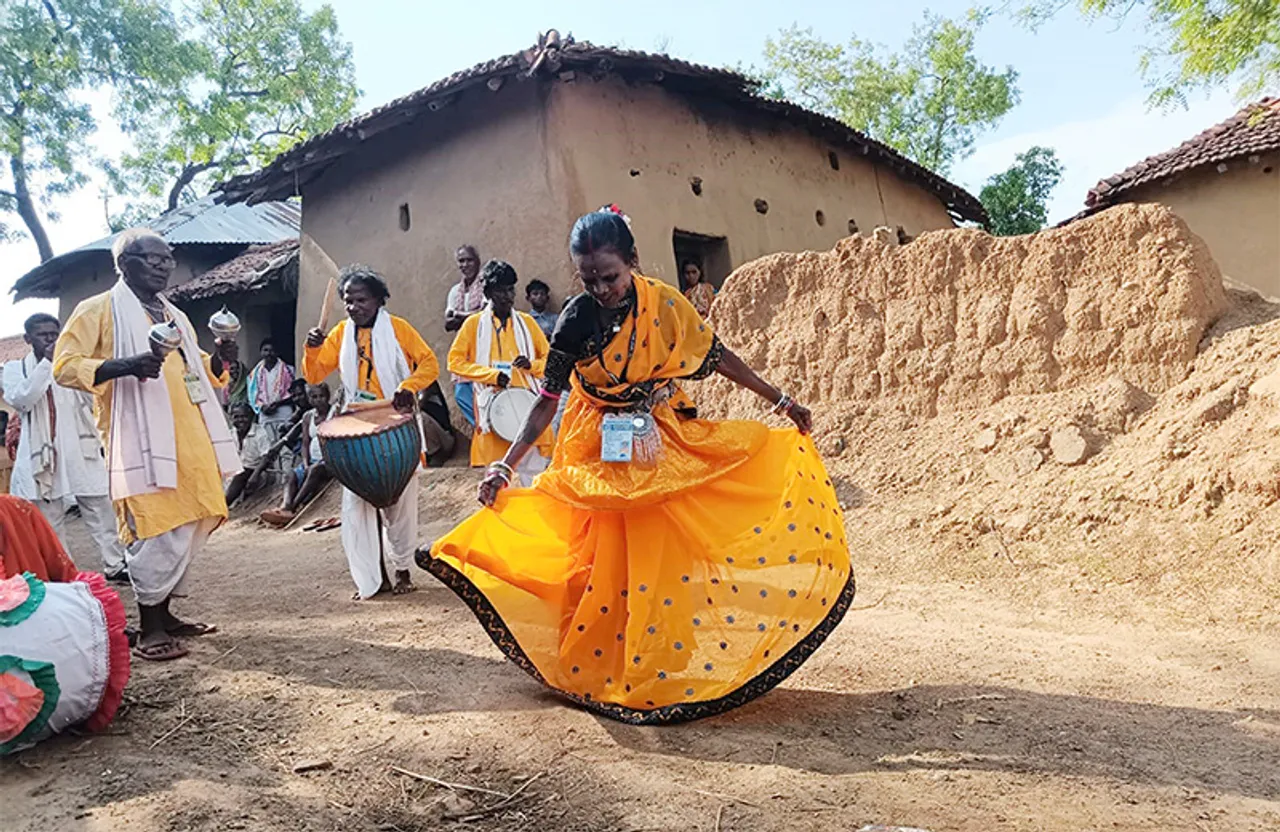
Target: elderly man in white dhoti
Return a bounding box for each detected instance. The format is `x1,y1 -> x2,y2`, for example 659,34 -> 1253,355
53,228 -> 242,662
3,312 -> 128,582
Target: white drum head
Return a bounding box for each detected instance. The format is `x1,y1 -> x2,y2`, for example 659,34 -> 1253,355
488,387 -> 538,442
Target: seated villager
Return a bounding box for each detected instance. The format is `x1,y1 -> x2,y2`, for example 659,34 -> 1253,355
418,381 -> 456,467
247,338 -> 297,444
260,383 -> 335,527
447,260 -> 554,478
224,404 -> 273,507
218,341 -> 249,415
303,264 -> 440,599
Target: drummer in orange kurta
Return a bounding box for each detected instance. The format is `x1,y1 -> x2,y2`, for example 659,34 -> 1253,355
448,260 -> 554,476
302,265 -> 438,599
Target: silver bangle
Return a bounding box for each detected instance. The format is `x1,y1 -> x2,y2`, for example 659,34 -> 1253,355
488,460 -> 514,480
770,394 -> 792,415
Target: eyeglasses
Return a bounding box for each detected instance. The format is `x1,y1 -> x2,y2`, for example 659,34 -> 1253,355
126,251 -> 176,268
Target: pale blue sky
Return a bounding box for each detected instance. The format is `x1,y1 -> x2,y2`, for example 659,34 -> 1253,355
0,0 -> 1245,335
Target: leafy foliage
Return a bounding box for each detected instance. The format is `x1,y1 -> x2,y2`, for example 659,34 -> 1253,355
759,14 -> 1020,174
114,0 -> 359,213
1015,0 -> 1280,105
1,0 -> 356,263
0,0 -> 188,259
979,145 -> 1064,235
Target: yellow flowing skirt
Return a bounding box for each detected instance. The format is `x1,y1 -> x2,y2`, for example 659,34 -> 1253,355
425,393 -> 855,724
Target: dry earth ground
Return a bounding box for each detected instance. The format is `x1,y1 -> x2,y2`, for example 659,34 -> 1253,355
3,467 -> 1277,832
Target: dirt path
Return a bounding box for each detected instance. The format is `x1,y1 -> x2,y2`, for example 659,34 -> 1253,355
3,469 -> 1278,831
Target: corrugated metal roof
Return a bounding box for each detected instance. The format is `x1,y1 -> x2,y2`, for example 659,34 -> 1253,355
11,196 -> 300,300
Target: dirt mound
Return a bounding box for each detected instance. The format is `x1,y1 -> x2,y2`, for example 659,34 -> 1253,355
704,205 -> 1278,628
705,203 -> 1226,421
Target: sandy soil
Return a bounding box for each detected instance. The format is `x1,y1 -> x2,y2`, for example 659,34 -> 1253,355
3,467 -> 1277,832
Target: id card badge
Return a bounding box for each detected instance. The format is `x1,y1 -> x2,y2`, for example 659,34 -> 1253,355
183,373 -> 207,405
600,413 -> 634,462
354,389 -> 378,403
494,360 -> 513,376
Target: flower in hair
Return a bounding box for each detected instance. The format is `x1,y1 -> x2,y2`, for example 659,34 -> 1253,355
600,203 -> 632,229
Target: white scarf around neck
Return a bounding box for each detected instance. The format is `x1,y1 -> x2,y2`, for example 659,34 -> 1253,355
337,308 -> 410,404
474,304 -> 538,435
22,352 -> 57,499
107,280 -> 243,500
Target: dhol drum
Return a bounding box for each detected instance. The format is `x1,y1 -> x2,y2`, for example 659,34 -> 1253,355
487,387 -> 538,443
317,401 -> 422,508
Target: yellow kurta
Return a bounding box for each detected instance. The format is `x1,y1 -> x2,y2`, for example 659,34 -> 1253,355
53,291 -> 229,544
448,310 -> 554,466
301,315 -> 439,399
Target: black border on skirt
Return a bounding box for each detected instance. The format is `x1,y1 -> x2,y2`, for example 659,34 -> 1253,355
422,553 -> 857,725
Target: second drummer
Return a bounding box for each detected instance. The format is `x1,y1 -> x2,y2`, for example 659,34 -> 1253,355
448,260 -> 554,478
303,265 -> 439,599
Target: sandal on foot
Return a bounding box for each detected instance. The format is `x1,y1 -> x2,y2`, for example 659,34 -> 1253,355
166,622 -> 218,637
133,640 -> 189,662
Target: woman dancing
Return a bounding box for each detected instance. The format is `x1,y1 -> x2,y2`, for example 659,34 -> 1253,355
419,208 -> 854,724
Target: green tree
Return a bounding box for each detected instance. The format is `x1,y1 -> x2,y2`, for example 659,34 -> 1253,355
0,0 -> 188,261
112,0 -> 358,214
1015,0 -> 1280,104
979,145 -> 1064,236
760,14 -> 1020,174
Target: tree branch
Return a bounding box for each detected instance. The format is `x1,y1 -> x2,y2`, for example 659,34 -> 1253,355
166,160 -> 219,210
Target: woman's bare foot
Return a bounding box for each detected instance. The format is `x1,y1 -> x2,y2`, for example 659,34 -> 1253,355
392,570 -> 416,595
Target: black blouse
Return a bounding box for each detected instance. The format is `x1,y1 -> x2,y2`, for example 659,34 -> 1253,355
542,290 -> 723,396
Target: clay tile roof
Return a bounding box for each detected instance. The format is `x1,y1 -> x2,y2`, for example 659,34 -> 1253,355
216,33 -> 986,225
11,195 -> 300,301
1085,98 -> 1280,208
165,238 -> 299,303
0,335 -> 28,366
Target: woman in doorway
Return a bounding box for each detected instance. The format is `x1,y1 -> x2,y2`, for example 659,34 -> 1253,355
681,259 -> 715,319
419,207 -> 854,724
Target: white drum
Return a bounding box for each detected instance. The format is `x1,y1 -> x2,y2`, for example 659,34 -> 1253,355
487,387 -> 538,442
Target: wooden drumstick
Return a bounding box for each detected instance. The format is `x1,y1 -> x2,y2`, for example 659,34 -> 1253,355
318,276 -> 337,332
302,232 -> 341,332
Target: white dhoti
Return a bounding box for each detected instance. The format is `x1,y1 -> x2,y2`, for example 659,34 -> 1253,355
126,517 -> 219,606
32,495 -> 126,575
341,473 -> 419,599
33,498 -> 69,539
75,495 -> 127,575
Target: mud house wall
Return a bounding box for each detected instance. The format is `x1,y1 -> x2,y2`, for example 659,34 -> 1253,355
545,76 -> 957,288
1119,151 -> 1280,297
297,80 -> 577,395
56,246 -> 243,323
